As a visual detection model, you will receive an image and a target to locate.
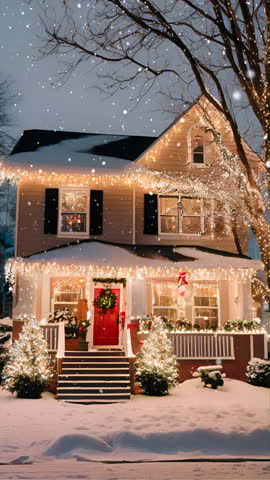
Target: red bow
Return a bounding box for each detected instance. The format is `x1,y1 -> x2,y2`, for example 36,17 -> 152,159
178,272 -> 188,285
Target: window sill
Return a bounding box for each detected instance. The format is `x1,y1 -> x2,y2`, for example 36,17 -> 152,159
158,233 -> 209,238
57,233 -> 90,239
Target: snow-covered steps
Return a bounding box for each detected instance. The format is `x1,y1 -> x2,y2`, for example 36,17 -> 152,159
57,350 -> 131,403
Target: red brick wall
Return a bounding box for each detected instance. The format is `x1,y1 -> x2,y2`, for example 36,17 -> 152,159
130,324 -> 266,384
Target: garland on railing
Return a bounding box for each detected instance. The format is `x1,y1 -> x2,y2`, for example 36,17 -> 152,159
138,316 -> 265,333
93,277 -> 126,287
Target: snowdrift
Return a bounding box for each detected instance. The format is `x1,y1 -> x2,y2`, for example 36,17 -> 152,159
0,378 -> 269,463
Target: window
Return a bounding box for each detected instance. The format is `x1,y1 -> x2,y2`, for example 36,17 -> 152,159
51,278 -> 85,312
159,195 -> 203,235
192,136 -> 204,164
189,126 -> 213,166
59,189 -> 89,235
193,283 -> 219,328
152,281 -> 179,320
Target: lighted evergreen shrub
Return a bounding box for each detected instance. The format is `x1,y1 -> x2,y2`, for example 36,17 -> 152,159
135,317 -> 178,396
2,317 -> 53,398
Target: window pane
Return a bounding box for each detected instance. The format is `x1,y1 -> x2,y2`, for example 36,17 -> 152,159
194,308 -> 218,326
62,192 -> 88,213
153,308 -> 177,321
160,216 -> 178,233
193,152 -> 204,164
160,196 -> 178,215
182,216 -> 201,234
182,198 -> 201,215
61,213 -> 87,233
152,283 -> 178,308
209,296 -> 218,307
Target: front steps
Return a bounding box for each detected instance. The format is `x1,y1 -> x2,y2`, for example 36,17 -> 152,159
57,350 -> 131,403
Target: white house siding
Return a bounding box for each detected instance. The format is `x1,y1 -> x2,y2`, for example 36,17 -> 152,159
16,181 -> 133,258
12,272 -> 37,319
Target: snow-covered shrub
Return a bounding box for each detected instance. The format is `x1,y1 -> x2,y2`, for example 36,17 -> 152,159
135,317 -> 178,396
2,317 -> 53,398
194,365 -> 225,389
200,369 -> 224,389
0,321 -> 12,384
48,308 -> 78,338
246,358 -> 270,388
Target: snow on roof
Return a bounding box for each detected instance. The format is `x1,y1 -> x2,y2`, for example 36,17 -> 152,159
4,131 -> 156,175
21,242 -> 262,271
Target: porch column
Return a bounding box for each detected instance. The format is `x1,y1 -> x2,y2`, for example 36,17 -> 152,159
130,277 -> 147,318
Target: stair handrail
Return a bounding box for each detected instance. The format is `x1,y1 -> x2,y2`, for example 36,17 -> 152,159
56,322 -> 65,358
123,320 -> 135,358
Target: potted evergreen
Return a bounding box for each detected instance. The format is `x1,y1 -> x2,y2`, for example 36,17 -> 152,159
78,320 -> 90,351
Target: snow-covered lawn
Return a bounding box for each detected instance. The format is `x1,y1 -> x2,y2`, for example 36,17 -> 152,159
0,378 -> 269,464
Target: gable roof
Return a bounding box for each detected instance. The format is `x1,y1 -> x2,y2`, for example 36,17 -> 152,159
135,95 -> 262,166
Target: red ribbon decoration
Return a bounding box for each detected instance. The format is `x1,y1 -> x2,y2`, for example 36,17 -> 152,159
178,272 -> 188,285
178,272 -> 188,296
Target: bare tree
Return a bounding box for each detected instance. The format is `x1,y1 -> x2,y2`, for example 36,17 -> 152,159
35,0 -> 268,281
0,77 -> 16,156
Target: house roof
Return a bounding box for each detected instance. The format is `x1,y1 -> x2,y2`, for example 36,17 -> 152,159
20,241 -> 262,271
10,129 -> 156,161
4,131 -> 156,175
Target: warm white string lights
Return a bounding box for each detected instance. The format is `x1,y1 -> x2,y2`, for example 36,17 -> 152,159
5,257 -> 258,292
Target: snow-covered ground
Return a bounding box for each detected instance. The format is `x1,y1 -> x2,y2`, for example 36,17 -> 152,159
0,378 -> 269,466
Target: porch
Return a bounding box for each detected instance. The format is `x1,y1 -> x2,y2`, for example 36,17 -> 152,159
37,320 -> 267,397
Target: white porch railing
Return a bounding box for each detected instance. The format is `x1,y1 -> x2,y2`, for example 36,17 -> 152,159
123,323 -> 135,358
40,323 -> 65,358
168,333 -> 235,359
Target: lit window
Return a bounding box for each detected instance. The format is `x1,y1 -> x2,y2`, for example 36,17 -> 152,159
51,278 -> 85,312
193,283 -> 219,328
160,196 -> 178,233
152,281 -> 178,320
59,189 -> 89,235
159,195 -> 203,235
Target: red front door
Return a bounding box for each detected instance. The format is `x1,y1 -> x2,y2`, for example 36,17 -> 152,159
93,288 -> 120,345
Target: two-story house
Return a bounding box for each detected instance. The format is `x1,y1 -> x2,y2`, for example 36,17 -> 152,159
1,96 -> 266,401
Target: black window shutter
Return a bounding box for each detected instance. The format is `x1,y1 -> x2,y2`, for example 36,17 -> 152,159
44,188 -> 59,234
144,194 -> 158,234
90,190 -> 103,235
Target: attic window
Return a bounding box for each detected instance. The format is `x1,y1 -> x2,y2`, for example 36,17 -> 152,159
59,188 -> 89,236
190,126 -> 213,166
193,136 -> 204,164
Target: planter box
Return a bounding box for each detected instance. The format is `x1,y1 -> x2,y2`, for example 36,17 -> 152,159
79,340 -> 89,351
65,338 -> 80,351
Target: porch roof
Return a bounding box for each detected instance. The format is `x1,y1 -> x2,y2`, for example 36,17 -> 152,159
6,242 -> 262,285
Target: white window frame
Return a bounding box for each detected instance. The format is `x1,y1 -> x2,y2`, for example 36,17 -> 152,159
158,194 -> 204,236
192,282 -> 220,328
192,139 -> 204,165
151,280 -> 179,320
187,125 -> 210,168
51,277 -> 85,313
58,187 -> 90,238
